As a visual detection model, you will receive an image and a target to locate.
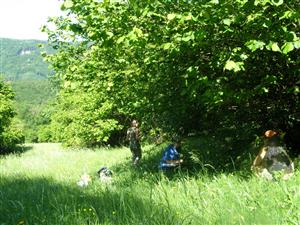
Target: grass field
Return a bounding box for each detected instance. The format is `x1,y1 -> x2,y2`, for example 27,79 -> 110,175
0,142 -> 299,225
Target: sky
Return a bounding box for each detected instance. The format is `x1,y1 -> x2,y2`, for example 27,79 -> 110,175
0,0 -> 63,40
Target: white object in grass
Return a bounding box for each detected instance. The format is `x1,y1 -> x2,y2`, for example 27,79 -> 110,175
77,173 -> 91,187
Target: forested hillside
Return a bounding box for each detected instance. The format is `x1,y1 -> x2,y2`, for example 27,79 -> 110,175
0,38 -> 56,142
0,38 -> 53,81
12,80 -> 56,142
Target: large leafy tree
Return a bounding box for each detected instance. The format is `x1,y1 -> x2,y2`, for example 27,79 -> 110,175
0,80 -> 24,152
0,81 -> 14,133
43,0 -> 299,152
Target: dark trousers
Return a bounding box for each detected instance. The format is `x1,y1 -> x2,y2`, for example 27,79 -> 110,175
130,143 -> 142,164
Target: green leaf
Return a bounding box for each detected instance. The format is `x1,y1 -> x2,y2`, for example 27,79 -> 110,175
281,42 -> 294,54
63,0 -> 73,9
223,19 -> 231,26
167,14 -> 176,21
293,40 -> 300,49
240,53 -> 248,60
133,27 -> 143,37
117,36 -> 125,44
106,31 -> 114,39
271,0 -> 283,6
225,60 -> 236,70
266,42 -> 281,52
271,43 -> 281,52
287,31 -> 298,41
245,40 -> 265,52
262,87 -> 269,93
209,0 -> 219,4
181,32 -> 195,42
127,31 -> 137,41
70,65 -> 77,72
183,14 -> 192,21
162,43 -> 172,50
254,0 -> 269,6
224,60 -> 244,72
280,11 -> 294,20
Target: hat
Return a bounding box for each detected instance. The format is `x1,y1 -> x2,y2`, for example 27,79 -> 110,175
264,130 -> 277,138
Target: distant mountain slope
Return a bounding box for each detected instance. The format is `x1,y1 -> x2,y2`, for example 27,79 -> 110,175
0,38 -> 57,142
0,38 -> 53,81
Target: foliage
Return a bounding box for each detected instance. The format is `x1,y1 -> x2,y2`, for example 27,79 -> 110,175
1,118 -> 25,150
12,80 -> 57,142
0,80 -> 14,131
43,0 -> 299,151
0,80 -> 24,152
46,90 -> 122,147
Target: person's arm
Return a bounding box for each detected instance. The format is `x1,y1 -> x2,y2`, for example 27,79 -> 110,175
252,147 -> 267,171
126,129 -> 130,140
126,128 -> 133,141
136,128 -> 141,141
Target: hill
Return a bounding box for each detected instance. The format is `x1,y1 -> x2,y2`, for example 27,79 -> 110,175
0,38 -> 53,81
0,38 -> 56,142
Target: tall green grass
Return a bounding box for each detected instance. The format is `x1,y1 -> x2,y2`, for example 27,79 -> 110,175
0,143 -> 299,225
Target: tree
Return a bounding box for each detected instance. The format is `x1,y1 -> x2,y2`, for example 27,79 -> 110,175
0,79 -> 24,152
43,0 -> 299,154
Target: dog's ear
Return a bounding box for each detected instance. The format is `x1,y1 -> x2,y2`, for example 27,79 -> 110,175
97,166 -> 107,174
104,169 -> 113,176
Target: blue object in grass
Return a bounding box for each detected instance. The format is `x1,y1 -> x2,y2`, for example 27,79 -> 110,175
159,144 -> 180,169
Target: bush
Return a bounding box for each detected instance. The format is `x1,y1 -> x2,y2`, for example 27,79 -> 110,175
0,80 -> 25,153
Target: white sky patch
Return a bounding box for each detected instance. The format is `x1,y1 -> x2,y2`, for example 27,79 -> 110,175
0,0 -> 63,40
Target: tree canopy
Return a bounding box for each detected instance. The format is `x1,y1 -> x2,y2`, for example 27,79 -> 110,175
43,0 -> 299,150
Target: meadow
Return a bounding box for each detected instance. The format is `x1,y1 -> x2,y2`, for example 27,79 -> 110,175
0,142 -> 299,225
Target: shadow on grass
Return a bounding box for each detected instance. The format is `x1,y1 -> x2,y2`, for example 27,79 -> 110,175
0,176 -> 184,225
110,143 -> 169,181
0,144 -> 33,156
112,136 -> 256,182
180,136 -> 255,177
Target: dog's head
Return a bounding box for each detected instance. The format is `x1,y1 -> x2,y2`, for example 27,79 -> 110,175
97,167 -> 113,177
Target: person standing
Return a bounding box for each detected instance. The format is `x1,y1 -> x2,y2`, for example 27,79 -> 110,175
127,120 -> 142,165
